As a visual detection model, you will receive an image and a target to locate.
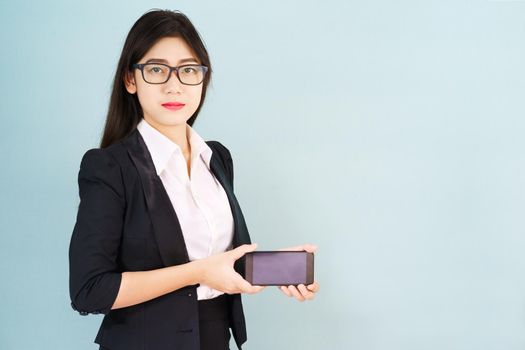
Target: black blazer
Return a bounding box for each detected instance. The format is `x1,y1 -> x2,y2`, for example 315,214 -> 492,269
69,128 -> 252,350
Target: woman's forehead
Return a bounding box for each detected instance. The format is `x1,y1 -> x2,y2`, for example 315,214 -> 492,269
142,37 -> 198,64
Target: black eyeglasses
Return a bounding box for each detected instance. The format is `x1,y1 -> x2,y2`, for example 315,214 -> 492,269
132,63 -> 208,85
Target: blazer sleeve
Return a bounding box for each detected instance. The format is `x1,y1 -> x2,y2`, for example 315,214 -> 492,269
68,148 -> 125,316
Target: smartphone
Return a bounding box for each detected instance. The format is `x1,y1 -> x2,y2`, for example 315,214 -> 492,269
244,251 -> 314,286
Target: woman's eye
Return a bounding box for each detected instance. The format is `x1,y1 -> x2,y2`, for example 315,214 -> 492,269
148,66 -> 165,74
183,67 -> 197,74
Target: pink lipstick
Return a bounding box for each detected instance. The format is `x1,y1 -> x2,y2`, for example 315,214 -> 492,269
162,102 -> 185,111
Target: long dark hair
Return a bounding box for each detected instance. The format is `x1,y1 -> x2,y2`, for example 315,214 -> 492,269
100,9 -> 212,148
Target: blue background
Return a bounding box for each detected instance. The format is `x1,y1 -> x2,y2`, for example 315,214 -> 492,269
1,0 -> 524,349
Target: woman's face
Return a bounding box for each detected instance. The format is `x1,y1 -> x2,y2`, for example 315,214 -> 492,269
125,36 -> 203,128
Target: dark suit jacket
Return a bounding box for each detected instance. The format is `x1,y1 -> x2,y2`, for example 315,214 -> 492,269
69,128 -> 252,350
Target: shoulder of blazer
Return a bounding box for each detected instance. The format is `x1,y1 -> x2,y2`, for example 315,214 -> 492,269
206,140 -> 232,162
75,147 -> 123,205
81,136 -> 129,167
77,138 -> 134,203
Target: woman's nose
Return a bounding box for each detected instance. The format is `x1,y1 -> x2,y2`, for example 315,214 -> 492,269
164,71 -> 184,94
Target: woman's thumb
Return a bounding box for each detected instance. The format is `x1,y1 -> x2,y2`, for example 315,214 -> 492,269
231,243 -> 257,259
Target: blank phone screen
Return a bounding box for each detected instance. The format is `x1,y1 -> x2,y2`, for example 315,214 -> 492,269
251,252 -> 308,285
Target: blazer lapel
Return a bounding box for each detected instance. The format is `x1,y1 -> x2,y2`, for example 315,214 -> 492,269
208,149 -> 251,249
124,129 -> 190,267
208,145 -> 251,276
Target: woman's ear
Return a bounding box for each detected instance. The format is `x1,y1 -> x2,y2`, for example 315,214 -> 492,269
124,71 -> 137,94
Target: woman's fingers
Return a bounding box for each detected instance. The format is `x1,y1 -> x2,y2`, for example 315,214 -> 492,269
287,285 -> 306,302
297,284 -> 315,301
279,286 -> 292,297
278,281 -> 319,301
277,243 -> 317,253
200,247 -> 267,295
233,274 -> 265,294
307,281 -> 319,293
229,243 -> 258,260
249,285 -> 266,294
301,244 -> 318,253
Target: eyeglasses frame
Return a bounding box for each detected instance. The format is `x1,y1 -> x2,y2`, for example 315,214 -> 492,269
131,63 -> 208,85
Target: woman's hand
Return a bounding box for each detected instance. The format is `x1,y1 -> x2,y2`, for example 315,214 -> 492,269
196,243 -> 265,295
277,243 -> 320,302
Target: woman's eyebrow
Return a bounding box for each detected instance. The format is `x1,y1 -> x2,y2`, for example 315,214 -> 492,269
145,58 -> 199,64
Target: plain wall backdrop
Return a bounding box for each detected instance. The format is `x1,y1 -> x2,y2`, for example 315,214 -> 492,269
1,0 -> 524,349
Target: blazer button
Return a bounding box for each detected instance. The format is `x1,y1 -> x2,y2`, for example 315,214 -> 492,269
188,293 -> 192,297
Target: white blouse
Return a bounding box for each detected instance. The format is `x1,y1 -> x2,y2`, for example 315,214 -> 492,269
137,119 -> 234,300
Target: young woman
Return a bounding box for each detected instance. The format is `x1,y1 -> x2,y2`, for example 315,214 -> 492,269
68,9 -> 319,350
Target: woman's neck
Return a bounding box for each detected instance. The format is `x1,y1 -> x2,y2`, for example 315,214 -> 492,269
143,117 -> 191,155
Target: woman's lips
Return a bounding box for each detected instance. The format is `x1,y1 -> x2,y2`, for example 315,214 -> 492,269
161,102 -> 185,111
